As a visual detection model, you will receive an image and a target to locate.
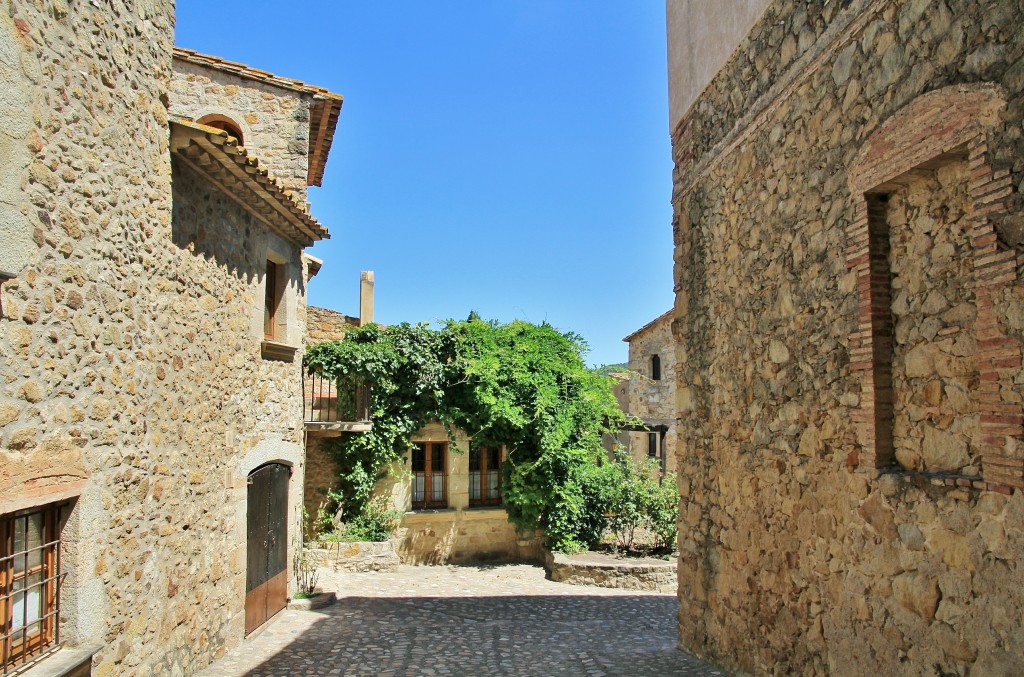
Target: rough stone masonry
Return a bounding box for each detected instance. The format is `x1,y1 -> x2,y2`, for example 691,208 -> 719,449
0,2 -> 333,675
669,0 -> 1024,675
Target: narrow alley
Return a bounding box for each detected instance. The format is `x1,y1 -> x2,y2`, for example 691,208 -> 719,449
198,565 -> 722,677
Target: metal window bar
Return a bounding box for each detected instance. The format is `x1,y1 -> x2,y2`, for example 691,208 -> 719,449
1,507 -> 63,676
303,371 -> 371,423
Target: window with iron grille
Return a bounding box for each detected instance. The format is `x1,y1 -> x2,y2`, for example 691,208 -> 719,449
411,443 -> 447,509
1,503 -> 63,674
469,447 -> 502,507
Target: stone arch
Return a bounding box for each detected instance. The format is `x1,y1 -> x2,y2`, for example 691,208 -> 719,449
195,108 -> 251,146
844,83 -> 1021,491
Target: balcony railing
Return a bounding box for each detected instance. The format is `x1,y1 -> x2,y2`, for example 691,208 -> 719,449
303,370 -> 371,432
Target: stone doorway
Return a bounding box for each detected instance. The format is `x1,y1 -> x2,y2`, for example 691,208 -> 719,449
245,463 -> 290,635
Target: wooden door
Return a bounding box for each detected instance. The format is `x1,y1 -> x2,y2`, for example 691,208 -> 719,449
245,463 -> 289,635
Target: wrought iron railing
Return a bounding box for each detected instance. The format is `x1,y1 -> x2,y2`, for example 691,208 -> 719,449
302,371 -> 371,424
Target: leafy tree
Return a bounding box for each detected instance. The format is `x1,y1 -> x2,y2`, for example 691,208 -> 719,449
303,317 -> 627,550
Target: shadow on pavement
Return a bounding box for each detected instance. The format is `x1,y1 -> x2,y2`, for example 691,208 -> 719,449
233,594 -> 725,677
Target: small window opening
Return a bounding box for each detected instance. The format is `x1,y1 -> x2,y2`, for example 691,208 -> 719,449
264,260 -> 280,340
197,114 -> 244,146
651,354 -> 661,381
647,432 -> 658,459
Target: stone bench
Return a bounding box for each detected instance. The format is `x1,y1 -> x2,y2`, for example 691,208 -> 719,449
544,551 -> 677,593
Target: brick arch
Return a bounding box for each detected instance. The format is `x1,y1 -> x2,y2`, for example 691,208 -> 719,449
844,83 -> 1022,491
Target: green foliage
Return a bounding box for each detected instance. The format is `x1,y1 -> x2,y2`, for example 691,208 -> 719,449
541,461 -> 620,552
340,496 -> 402,542
303,317 -> 626,551
602,454 -> 675,551
649,472 -> 679,551
592,362 -> 628,376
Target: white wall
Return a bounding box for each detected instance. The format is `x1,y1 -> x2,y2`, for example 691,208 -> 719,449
666,0 -> 772,131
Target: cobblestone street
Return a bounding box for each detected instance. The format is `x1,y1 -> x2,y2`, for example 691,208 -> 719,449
198,565 -> 724,676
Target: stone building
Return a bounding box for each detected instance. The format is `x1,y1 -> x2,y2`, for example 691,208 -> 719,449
302,307 -> 543,565
0,3 -> 342,673
667,0 -> 1024,675
374,422 -> 545,565
622,310 -> 677,475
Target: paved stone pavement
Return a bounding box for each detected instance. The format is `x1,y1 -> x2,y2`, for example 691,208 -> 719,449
197,564 -> 725,676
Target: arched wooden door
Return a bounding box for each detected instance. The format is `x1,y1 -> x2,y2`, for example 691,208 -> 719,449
245,462 -> 289,635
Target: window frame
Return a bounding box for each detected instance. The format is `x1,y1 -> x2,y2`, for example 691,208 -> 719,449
411,442 -> 448,509
647,432 -> 659,459
469,446 -> 503,507
263,259 -> 281,341
1,503 -> 63,674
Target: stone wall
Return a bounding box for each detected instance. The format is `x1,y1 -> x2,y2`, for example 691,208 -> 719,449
396,509 -> 544,565
307,305 -> 358,344
0,4 -> 316,674
170,60 -> 313,197
304,435 -> 341,527
625,312 -> 677,474
302,306 -> 356,524
545,551 -> 677,593
670,0 -> 1024,674
310,540 -> 401,573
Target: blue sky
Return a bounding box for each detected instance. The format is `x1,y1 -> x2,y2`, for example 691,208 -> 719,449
175,2 -> 674,367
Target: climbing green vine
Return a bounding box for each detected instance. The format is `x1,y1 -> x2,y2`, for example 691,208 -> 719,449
303,317 -> 627,551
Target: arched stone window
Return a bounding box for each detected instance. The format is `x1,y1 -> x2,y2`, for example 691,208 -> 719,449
197,113 -> 244,146
651,354 -> 662,381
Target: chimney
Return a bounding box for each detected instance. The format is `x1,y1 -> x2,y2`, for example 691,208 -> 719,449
359,271 -> 374,326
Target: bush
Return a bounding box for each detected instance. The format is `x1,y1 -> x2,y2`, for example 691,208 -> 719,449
648,472 -> 679,551
545,452 -> 679,555
544,461 -> 619,552
318,496 -> 401,543
605,454 -> 668,551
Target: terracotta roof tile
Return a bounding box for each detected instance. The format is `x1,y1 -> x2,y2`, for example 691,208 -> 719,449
170,119 -> 330,247
173,47 -> 342,187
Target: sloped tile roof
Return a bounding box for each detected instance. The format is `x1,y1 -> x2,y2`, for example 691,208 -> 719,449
173,47 -> 342,187
170,120 -> 330,247
622,309 -> 674,343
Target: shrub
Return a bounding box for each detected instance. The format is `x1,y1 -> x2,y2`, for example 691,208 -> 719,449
648,472 -> 679,551
338,496 -> 402,542
545,452 -> 680,555
543,461 -> 619,552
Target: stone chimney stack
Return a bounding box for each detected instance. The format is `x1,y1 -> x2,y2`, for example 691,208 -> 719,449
359,271 -> 374,326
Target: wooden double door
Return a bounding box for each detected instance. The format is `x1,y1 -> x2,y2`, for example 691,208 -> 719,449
245,463 -> 289,635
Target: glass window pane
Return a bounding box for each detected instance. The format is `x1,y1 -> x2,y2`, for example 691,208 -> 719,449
12,514 -> 43,575
469,448 -> 481,472
487,448 -> 500,469
432,475 -> 444,501
487,471 -> 500,498
469,472 -> 481,500
411,444 -> 425,472
431,444 -> 445,472
11,586 -> 41,631
412,474 -> 425,502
